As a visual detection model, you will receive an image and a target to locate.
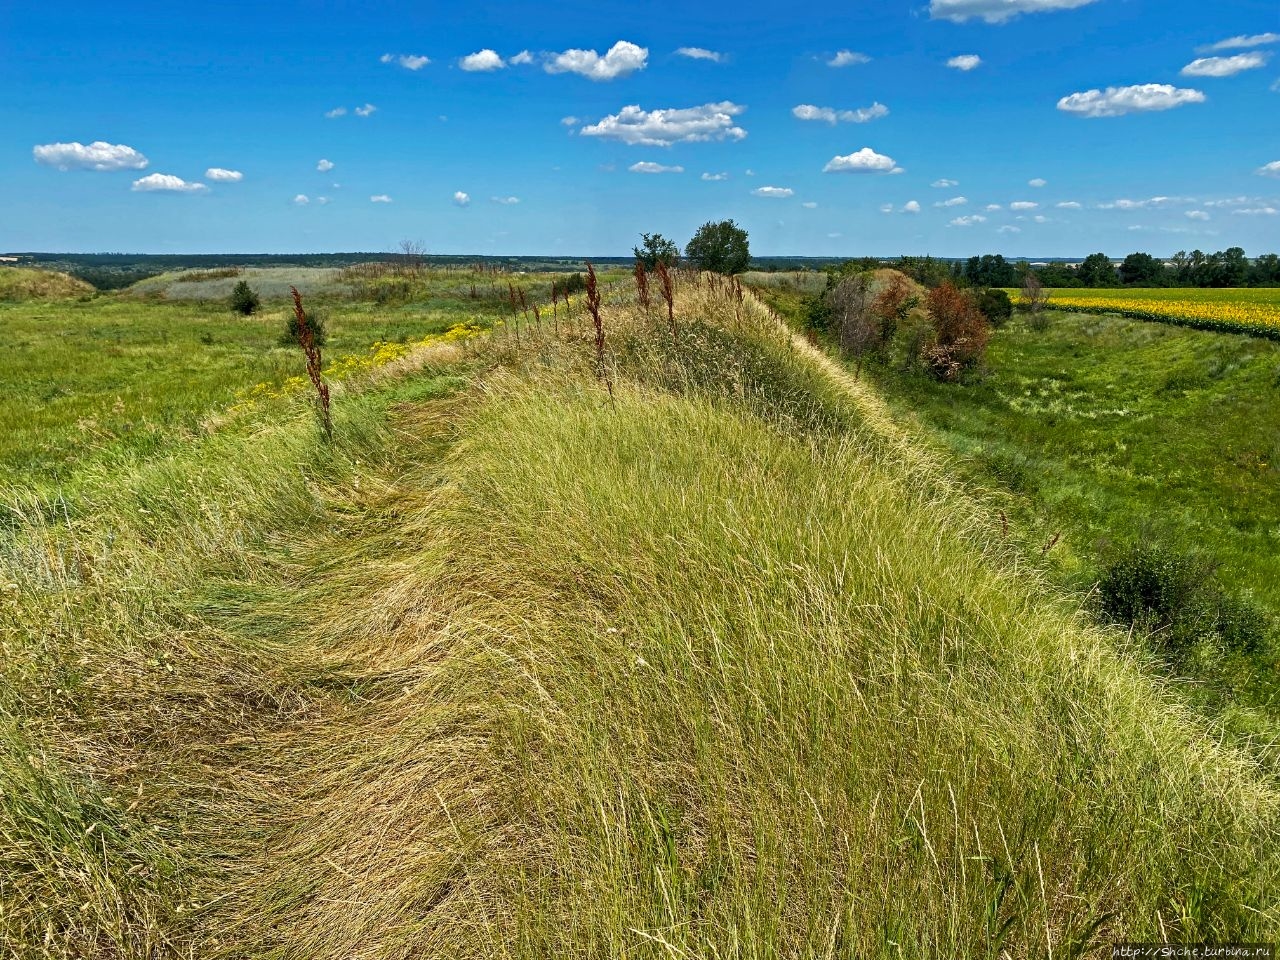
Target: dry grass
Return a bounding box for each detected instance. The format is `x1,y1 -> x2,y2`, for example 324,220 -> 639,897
0,267 -> 95,301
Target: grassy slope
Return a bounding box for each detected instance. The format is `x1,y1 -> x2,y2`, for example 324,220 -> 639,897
0,267 -> 95,301
1,281 -> 1277,957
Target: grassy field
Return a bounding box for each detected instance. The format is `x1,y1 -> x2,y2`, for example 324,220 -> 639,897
1023,286 -> 1280,339
2,270 -> 1278,955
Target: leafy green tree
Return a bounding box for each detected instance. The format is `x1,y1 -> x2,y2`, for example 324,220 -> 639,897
1250,253 -> 1280,286
229,279 -> 261,315
684,219 -> 751,275
1118,252 -> 1165,286
1077,252 -> 1118,287
975,288 -> 1013,327
632,233 -> 679,270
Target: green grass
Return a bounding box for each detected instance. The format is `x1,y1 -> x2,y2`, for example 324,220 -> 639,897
2,277 -> 1277,955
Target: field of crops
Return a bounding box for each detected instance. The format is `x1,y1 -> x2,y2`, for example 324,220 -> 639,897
1027,287 -> 1280,339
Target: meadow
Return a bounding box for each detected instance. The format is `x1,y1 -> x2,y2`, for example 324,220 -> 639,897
1,266 -> 1278,955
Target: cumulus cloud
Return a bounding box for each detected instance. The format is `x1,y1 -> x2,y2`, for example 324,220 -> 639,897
205,167 -> 243,182
822,148 -> 902,174
879,203 -> 894,214
1186,210 -> 1210,220
453,191 -> 471,206
131,173 -> 207,193
1010,200 -> 1038,210
998,225 -> 1021,233
1256,160 -> 1280,177
800,201 -> 817,209
491,195 -> 521,204
1096,196 -> 1190,210
1200,33 -> 1280,52
1033,214 -> 1049,223
545,41 -> 648,80
929,0 -> 1100,23
381,53 -> 430,70
294,194 -> 309,205
1181,52 -> 1269,77
33,140 -> 148,171
1028,177 -> 1047,187
316,159 -> 334,172
461,49 -> 504,71
947,55 -> 982,71
903,200 -> 922,213
354,103 -> 377,117
629,161 -> 684,173
931,178 -> 959,188
509,50 -> 534,65
950,214 -> 987,226
316,197 -> 330,205
792,102 -> 889,124
1057,83 -> 1205,117
935,195 -> 968,207
828,50 -> 870,67
701,172 -> 729,181
1056,200 -> 1081,208
985,203 -> 1003,210
752,186 -> 794,197
676,47 -> 723,62
1233,206 -> 1278,215
580,101 -> 747,146
325,107 -> 347,119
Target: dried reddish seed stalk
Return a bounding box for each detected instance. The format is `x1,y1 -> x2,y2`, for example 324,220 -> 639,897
290,285 -> 332,441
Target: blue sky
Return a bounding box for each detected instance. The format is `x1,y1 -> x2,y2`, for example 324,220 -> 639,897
2,0 -> 1277,256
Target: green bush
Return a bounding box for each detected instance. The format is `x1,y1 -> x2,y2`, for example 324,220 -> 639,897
976,288 -> 1013,328
1098,543 -> 1270,655
280,308 -> 327,347
229,279 -> 260,316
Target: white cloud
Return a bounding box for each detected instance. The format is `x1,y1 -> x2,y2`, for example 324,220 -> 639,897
792,102 -> 889,124
879,203 -> 894,214
294,194 -> 309,205
316,197 -> 330,205
354,103 -> 377,117
1028,177 -> 1047,187
1233,206 -> 1278,215
828,50 -> 870,67
1256,160 -> 1280,177
701,172 -> 729,181
752,186 -> 794,197
1273,78 -> 1280,92
461,49 -> 505,71
580,101 -> 746,146
1200,33 -> 1280,52
369,194 -> 392,203
560,116 -> 580,127
929,0 -> 1100,23
1056,200 -> 1081,209
1033,214 -> 1049,222
935,195 -> 968,207
1181,52 -> 1269,77
205,167 -> 243,182
131,173 -> 207,193
947,54 -> 982,71
822,147 -> 902,174
33,140 -> 148,171
381,53 -> 430,70
903,200 -> 921,213
325,107 -> 347,119
801,201 -> 818,208
453,191 -> 471,206
931,178 -> 959,188
676,47 -> 723,62
1202,196 -> 1253,207
997,225 -> 1021,233
629,161 -> 684,174
1010,200 -> 1038,210
1057,83 -> 1205,117
985,203 -> 1003,210
1186,210 -> 1210,220
1096,196 -> 1190,209
509,50 -> 534,65
546,41 -> 648,80
491,195 -> 521,204
316,159 -> 334,172
950,214 -> 987,226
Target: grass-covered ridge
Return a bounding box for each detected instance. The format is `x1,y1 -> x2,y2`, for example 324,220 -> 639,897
2,276 -> 1277,956
0,266 -> 95,301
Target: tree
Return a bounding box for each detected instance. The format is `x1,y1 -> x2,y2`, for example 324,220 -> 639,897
229,279 -> 260,315
1118,252 -> 1165,286
633,233 -> 679,270
922,281 -> 991,382
684,219 -> 751,275
828,271 -> 877,374
975,288 -> 1013,327
1077,253 -> 1118,287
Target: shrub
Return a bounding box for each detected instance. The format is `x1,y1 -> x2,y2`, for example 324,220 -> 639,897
281,307 -> 327,347
229,279 -> 261,315
921,282 -> 991,382
1098,543 -> 1271,655
553,273 -> 586,298
975,288 -> 1013,328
